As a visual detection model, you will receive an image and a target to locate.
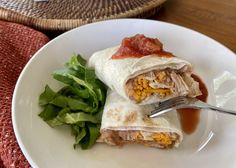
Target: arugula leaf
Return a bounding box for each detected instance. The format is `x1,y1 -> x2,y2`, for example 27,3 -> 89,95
39,85 -> 57,106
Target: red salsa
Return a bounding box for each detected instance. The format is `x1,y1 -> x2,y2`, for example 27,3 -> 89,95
112,34 -> 174,59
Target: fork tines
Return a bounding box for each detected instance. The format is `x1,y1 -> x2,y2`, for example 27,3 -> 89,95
151,96 -> 187,114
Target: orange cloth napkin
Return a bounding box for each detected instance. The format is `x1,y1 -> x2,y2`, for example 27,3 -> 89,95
0,20 -> 49,168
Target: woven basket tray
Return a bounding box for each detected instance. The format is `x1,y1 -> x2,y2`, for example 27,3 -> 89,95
0,0 -> 166,31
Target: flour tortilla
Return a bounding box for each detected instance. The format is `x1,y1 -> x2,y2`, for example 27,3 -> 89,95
88,46 -> 198,104
99,90 -> 183,148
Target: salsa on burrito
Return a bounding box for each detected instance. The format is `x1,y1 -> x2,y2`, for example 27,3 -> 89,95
112,34 -> 174,59
88,34 -> 202,105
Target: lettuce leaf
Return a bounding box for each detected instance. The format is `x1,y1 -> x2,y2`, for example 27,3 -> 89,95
38,54 -> 106,149
39,85 -> 57,106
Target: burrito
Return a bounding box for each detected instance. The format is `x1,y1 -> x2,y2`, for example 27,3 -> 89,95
99,90 -> 183,148
88,34 -> 201,105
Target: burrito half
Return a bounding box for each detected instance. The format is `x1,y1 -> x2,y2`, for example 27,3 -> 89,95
88,34 -> 201,105
99,90 -> 183,148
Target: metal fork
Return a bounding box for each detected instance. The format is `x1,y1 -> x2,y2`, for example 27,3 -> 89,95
149,96 -> 236,118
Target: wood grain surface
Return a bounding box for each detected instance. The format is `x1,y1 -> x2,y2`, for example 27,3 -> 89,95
152,0 -> 236,52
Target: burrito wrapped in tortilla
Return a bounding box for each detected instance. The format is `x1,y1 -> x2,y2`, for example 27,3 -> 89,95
88,34 -> 201,105
99,90 -> 183,148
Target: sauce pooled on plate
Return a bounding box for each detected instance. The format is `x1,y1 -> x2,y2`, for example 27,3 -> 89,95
177,74 -> 208,134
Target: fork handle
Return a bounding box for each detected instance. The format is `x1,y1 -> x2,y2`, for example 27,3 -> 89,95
198,103 -> 236,116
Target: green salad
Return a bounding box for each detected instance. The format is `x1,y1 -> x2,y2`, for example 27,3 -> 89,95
38,54 -> 107,149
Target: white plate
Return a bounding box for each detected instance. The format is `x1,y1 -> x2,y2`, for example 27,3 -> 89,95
12,19 -> 236,168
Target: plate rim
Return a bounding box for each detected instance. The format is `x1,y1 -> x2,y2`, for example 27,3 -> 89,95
11,18 -> 236,168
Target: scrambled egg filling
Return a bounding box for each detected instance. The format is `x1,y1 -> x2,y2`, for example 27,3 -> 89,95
151,133 -> 172,145
126,71 -> 172,102
123,131 -> 175,147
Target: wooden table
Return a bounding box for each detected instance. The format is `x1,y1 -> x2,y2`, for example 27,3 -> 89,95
151,0 -> 236,53
44,0 -> 236,53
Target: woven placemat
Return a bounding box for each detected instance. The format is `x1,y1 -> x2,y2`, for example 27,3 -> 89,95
0,0 -> 166,31
0,20 -> 49,168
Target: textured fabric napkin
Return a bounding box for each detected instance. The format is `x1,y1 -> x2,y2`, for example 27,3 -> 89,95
0,20 -> 49,168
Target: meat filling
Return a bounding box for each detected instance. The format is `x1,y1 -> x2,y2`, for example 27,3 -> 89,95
125,69 -> 201,103
100,130 -> 179,148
